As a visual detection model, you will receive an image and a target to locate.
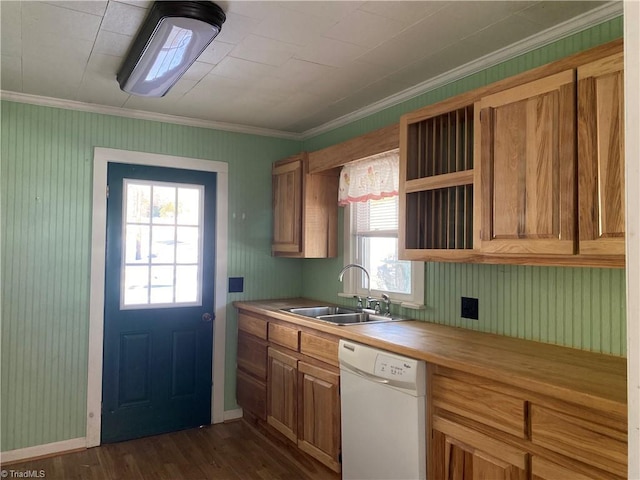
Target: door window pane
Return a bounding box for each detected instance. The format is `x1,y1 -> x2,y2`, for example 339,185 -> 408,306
150,266 -> 175,304
121,180 -> 204,309
176,266 -> 198,302
123,265 -> 150,305
126,184 -> 151,223
124,225 -> 150,264
152,186 -> 177,224
151,225 -> 176,264
177,187 -> 200,225
176,227 -> 199,263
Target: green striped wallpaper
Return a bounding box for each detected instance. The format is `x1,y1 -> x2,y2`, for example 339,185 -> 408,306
0,102 -> 301,450
301,16 -> 626,356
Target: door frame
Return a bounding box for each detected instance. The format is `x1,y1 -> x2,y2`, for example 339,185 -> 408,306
86,147 -> 228,447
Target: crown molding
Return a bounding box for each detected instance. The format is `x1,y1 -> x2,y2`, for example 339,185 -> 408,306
0,91 -> 303,141
300,2 -> 623,139
0,2 -> 622,142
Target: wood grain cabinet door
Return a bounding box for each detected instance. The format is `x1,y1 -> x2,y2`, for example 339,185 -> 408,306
297,361 -> 341,473
272,156 -> 303,255
267,347 -> 298,442
431,416 -> 528,480
577,52 -> 625,256
475,70 -> 577,255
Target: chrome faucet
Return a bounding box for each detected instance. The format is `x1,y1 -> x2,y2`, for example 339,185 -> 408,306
338,263 -> 372,308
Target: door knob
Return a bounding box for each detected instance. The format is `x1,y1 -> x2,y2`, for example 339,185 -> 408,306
202,312 -> 213,322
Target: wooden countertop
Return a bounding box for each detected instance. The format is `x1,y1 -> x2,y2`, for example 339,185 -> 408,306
234,298 -> 627,417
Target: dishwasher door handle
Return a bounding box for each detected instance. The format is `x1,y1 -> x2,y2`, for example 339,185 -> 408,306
342,365 -> 390,384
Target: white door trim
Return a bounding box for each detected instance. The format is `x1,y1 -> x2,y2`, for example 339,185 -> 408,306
624,3 -> 640,478
86,147 -> 228,447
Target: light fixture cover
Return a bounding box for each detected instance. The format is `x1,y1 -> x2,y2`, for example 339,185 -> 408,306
117,1 -> 226,97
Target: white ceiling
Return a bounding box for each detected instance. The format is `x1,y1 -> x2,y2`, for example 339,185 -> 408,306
0,0 -> 620,136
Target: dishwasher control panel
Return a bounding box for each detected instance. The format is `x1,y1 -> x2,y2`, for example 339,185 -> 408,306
374,354 -> 418,382
338,340 -> 426,395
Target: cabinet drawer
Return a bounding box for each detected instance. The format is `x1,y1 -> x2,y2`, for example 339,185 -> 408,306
299,332 -> 338,367
237,369 -> 266,420
237,331 -> 268,379
269,323 -> 299,351
432,373 -> 526,438
238,311 -> 267,339
530,404 -> 627,477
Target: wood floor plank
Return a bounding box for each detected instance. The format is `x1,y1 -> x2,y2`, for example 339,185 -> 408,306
1,421 -> 340,480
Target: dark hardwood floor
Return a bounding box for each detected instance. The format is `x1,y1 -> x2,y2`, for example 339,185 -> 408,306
1,420 -> 341,480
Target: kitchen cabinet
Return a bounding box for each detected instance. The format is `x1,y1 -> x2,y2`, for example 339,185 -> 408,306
397,40 -> 625,266
267,347 -> 298,442
399,101 -> 476,262
432,417 -> 528,480
429,365 -> 627,480
298,361 -> 341,472
236,312 -> 268,420
272,152 -> 339,258
475,70 -> 577,255
237,299 -> 628,480
235,307 -> 341,473
577,51 -> 625,256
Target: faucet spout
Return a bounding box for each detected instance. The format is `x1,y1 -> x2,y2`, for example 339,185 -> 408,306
338,263 -> 371,297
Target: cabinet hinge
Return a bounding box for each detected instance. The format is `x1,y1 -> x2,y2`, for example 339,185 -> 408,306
106,185 -> 110,199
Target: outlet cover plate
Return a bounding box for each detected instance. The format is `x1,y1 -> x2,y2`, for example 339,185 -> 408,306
461,297 -> 479,320
229,277 -> 244,293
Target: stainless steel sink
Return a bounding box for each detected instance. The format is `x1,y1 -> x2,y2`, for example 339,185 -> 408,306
282,306 -> 408,326
283,306 -> 358,317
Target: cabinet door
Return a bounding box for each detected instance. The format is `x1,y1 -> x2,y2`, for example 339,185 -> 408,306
237,331 -> 268,380
475,70 -> 576,255
578,52 -> 625,256
431,416 -> 528,480
267,347 -> 298,442
297,361 -> 341,473
236,369 -> 267,420
532,456 -> 616,480
272,157 -> 303,255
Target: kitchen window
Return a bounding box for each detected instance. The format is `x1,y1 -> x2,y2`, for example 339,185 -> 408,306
340,151 -> 424,308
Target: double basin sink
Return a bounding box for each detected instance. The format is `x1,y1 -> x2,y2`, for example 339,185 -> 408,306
281,305 -> 408,326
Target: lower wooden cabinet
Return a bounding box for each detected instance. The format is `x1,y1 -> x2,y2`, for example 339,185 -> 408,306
432,416 -> 528,480
267,347 -> 298,442
298,361 -> 341,472
236,309 -> 341,473
236,328 -> 268,420
429,365 -> 627,480
265,347 -> 342,472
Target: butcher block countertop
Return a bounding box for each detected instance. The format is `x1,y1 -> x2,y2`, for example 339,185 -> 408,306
234,298 -> 627,417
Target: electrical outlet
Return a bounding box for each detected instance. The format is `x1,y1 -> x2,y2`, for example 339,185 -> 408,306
461,297 -> 479,320
228,277 -> 244,293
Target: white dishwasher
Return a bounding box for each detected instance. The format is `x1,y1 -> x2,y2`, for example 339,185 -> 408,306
339,339 -> 427,480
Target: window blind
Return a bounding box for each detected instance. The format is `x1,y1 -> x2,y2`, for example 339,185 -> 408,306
355,196 -> 399,236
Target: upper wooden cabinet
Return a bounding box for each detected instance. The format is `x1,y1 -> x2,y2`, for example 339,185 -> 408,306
399,103 -> 475,262
398,40 -> 625,266
475,70 -> 577,255
577,52 -> 625,256
272,152 -> 339,258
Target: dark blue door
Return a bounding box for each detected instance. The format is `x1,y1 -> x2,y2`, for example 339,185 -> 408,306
102,163 -> 216,443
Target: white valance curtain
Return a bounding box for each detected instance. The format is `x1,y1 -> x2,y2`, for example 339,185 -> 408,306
338,150 -> 399,206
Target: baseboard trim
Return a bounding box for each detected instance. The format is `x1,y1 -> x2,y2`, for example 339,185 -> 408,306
0,437 -> 87,465
223,408 -> 243,422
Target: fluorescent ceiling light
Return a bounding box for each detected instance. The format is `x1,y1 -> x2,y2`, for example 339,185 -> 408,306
117,1 -> 226,97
